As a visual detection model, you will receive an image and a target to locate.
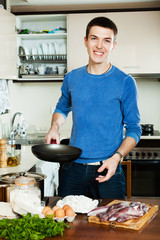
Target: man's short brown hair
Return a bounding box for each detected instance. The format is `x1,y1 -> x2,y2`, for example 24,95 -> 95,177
86,16 -> 118,41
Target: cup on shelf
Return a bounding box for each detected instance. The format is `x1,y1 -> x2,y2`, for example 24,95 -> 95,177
38,66 -> 45,75
58,66 -> 66,75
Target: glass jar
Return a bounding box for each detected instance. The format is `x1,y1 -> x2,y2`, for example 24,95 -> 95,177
10,176 -> 41,205
7,140 -> 19,167
15,144 -> 21,164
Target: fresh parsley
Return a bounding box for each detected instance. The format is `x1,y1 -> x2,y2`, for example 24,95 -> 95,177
0,213 -> 70,240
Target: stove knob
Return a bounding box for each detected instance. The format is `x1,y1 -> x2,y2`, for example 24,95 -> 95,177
136,152 -> 140,157
154,152 -> 158,157
142,152 -> 146,157
129,152 -> 133,156
148,152 -> 152,157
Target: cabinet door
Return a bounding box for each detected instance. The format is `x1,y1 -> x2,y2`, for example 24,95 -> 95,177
0,8 -> 17,79
67,13 -> 105,71
106,11 -> 160,73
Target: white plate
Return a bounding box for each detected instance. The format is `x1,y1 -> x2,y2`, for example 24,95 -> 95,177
42,42 -> 48,54
41,42 -> 48,59
59,43 -> 66,55
38,46 -> 43,60
48,42 -> 56,59
32,47 -> 37,60
56,195 -> 99,214
53,41 -> 60,55
24,47 -> 30,60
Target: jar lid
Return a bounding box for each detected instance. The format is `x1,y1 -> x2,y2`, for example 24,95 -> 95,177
15,144 -> 21,149
15,176 -> 36,186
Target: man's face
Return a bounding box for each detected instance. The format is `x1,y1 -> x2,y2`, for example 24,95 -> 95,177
84,26 -> 117,65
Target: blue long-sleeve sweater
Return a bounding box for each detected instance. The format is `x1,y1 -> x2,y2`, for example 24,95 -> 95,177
54,65 -> 142,163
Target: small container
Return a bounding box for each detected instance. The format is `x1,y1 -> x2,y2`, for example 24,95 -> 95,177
10,176 -> 41,204
15,144 -> 21,164
7,140 -> 19,167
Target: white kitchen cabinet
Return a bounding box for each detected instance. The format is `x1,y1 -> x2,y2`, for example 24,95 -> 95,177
0,8 -> 67,81
0,8 -> 17,79
106,11 -> 160,74
68,11 -> 160,74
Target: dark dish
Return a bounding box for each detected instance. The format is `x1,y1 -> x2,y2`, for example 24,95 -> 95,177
31,144 -> 82,162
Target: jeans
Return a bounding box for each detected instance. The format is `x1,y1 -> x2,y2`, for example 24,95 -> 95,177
58,162 -> 126,199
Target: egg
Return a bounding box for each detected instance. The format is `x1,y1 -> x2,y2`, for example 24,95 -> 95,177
52,205 -> 60,213
54,208 -> 65,218
44,208 -> 54,217
62,204 -> 71,211
65,207 -> 75,217
42,206 -> 51,215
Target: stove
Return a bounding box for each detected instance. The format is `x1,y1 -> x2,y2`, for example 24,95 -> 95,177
123,129 -> 160,197
141,130 -> 160,136
125,130 -> 160,161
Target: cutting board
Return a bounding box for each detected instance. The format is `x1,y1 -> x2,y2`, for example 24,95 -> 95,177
88,200 -> 159,231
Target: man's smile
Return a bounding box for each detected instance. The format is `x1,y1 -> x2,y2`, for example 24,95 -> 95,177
94,51 -> 104,56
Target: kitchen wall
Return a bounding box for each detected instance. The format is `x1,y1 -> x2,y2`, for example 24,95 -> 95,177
136,78 -> 160,131
7,80 -> 72,137
2,77 -> 159,138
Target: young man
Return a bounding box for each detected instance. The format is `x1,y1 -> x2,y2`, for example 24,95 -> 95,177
46,17 -> 142,199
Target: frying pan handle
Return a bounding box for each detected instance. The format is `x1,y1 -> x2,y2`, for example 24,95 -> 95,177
51,139 -> 57,144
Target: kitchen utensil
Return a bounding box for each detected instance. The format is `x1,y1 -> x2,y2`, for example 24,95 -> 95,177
51,42 -> 57,60
32,47 -> 37,60
38,65 -> 45,75
38,46 -> 43,60
31,144 -> 82,162
141,124 -> 154,134
48,42 -> 56,59
0,172 -> 46,184
53,41 -> 60,55
58,66 -> 66,75
41,42 -> 48,59
59,42 -> 67,55
24,47 -> 30,60
18,46 -> 26,61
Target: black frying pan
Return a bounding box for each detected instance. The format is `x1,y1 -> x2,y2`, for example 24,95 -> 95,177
31,143 -> 82,163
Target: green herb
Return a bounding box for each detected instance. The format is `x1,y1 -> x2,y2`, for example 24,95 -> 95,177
0,213 -> 70,240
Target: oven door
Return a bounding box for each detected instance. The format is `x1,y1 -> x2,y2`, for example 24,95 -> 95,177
123,160 -> 160,197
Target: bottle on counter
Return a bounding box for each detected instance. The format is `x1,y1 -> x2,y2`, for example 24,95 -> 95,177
15,144 -> 21,164
0,139 -> 8,168
7,140 -> 19,167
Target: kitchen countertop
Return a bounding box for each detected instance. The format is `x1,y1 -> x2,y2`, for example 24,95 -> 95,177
0,146 -> 39,175
140,135 -> 160,140
0,128 -> 71,175
0,126 -> 159,175
46,197 -> 160,240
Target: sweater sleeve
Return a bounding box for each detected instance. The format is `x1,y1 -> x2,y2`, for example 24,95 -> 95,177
121,75 -> 142,144
54,73 -> 72,118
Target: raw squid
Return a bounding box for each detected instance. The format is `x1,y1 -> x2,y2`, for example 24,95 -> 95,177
88,201 -> 149,223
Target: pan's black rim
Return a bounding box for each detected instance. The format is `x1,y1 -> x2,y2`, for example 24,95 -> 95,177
32,144 -> 82,151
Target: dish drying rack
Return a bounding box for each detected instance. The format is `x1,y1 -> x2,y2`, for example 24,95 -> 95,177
19,54 -> 67,63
